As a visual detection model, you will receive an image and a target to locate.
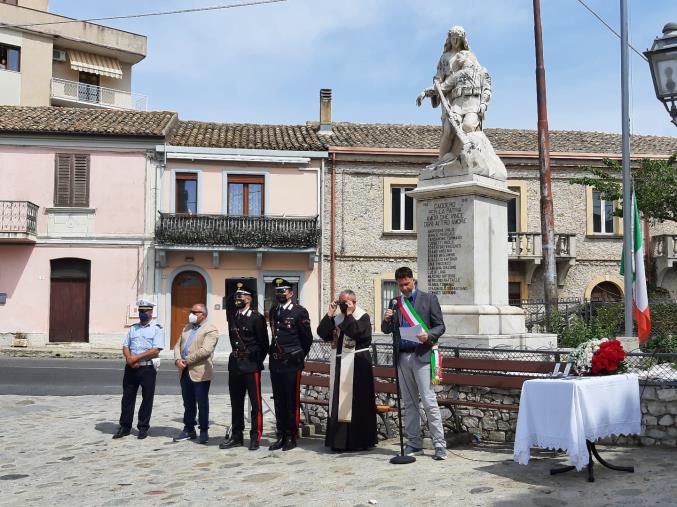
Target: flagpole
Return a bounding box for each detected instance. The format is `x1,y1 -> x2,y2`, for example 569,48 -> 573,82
620,0 -> 634,337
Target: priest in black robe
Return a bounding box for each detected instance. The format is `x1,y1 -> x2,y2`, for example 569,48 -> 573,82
316,289 -> 377,451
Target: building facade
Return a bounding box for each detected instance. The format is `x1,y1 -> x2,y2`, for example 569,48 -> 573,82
0,0 -> 147,110
152,121 -> 327,352
0,106 -> 176,347
318,124 -> 677,327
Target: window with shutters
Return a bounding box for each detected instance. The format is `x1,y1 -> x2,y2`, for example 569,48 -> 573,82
54,154 -> 90,207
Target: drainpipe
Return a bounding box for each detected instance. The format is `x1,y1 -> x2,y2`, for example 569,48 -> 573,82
319,158 -> 325,317
330,151 -> 336,300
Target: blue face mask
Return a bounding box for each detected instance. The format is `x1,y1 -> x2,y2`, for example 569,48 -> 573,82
138,311 -> 149,322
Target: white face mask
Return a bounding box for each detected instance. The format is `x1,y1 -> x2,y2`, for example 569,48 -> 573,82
188,313 -> 198,324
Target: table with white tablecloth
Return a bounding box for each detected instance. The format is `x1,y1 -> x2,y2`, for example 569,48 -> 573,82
513,374 -> 641,474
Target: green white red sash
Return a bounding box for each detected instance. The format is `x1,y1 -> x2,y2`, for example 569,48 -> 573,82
398,296 -> 442,385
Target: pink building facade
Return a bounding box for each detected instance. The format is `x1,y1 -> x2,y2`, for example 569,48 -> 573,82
0,108 -> 175,348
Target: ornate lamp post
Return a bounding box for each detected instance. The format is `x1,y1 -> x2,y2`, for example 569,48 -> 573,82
645,22 -> 677,127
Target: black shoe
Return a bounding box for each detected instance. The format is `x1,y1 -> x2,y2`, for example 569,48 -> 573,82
248,439 -> 260,451
268,435 -> 286,451
219,436 -> 243,449
282,436 -> 297,451
137,430 -> 148,440
112,428 -> 131,439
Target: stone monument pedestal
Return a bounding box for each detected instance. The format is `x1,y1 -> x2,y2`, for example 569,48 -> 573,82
409,173 -> 555,349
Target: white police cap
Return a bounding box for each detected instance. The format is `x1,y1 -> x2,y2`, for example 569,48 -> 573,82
137,299 -> 156,310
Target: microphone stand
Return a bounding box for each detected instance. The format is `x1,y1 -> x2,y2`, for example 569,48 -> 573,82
389,313 -> 415,465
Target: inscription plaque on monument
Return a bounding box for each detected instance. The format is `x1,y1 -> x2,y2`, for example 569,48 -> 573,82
421,196 -> 470,298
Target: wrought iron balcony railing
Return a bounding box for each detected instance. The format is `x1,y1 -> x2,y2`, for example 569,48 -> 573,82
50,78 -> 148,111
156,213 -> 320,249
0,201 -> 38,240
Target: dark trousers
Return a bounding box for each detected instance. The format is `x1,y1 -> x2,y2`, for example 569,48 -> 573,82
180,369 -> 211,431
270,369 -> 301,438
229,371 -> 263,442
119,365 -> 157,431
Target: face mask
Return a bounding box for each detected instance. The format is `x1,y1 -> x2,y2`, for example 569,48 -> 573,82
188,313 -> 198,324
275,293 -> 288,304
338,302 -> 348,313
138,311 -> 149,322
234,299 -> 245,309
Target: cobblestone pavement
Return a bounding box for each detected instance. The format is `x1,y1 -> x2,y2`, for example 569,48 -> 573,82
1,395 -> 675,506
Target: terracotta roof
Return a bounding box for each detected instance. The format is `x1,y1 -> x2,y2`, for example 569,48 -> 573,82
0,106 -> 177,137
169,120 -> 326,151
169,119 -> 677,156
1,107 -> 674,156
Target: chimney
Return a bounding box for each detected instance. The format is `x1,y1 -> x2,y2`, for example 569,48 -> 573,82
319,88 -> 332,134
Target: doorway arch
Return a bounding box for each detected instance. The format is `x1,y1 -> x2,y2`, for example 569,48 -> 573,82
170,270 -> 207,349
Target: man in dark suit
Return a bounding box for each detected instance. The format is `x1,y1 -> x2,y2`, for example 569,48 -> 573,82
381,266 -> 447,460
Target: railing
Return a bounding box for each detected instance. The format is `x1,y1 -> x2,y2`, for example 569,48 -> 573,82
307,340 -> 677,386
508,232 -> 576,258
50,77 -> 148,111
0,201 -> 38,236
653,234 -> 677,260
155,213 -> 321,249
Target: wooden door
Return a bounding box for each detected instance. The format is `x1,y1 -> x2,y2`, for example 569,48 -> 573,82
171,271 -> 207,349
49,278 -> 89,342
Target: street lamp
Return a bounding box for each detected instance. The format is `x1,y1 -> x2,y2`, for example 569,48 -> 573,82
645,22 -> 677,127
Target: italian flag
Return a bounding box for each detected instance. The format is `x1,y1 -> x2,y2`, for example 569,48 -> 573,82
620,191 -> 651,342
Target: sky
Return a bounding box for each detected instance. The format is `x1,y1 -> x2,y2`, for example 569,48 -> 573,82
49,0 -> 677,137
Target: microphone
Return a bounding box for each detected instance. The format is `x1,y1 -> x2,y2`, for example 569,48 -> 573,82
388,298 -> 397,311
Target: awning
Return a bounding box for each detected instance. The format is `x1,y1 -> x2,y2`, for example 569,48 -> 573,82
68,50 -> 123,79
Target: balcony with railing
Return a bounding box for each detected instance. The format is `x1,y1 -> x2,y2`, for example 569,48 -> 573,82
50,78 -> 148,111
155,213 -> 321,250
0,201 -> 38,242
508,232 -> 577,286
652,234 -> 677,286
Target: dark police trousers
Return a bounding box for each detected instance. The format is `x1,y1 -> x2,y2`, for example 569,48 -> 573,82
180,369 -> 211,431
120,364 -> 157,431
229,371 -> 263,442
270,369 -> 301,438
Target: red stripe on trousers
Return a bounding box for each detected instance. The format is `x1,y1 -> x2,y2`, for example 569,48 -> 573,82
295,369 -> 301,437
254,371 -> 263,442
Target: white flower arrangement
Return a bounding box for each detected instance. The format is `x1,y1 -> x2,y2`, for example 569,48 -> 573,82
568,338 -> 609,374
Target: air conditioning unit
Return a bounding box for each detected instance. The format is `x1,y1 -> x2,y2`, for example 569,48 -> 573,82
53,49 -> 66,62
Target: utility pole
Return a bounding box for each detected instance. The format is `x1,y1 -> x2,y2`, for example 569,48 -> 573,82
620,0 -> 634,337
532,0 -> 558,328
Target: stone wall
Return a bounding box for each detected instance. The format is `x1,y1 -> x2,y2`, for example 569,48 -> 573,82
300,376 -> 677,448
322,159 -> 677,314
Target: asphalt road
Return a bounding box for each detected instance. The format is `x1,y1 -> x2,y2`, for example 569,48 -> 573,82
0,357 -> 273,396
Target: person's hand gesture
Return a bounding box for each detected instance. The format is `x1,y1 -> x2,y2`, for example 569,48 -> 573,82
344,299 -> 355,316
327,300 -> 338,317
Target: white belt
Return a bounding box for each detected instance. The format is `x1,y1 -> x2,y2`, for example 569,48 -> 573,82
336,347 -> 370,358
136,360 -> 153,366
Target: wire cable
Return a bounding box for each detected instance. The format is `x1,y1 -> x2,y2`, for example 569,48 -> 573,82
0,0 -> 287,29
575,0 -> 647,62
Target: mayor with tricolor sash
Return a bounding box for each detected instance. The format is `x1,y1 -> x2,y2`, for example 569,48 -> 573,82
317,289 -> 377,452
381,266 -> 448,461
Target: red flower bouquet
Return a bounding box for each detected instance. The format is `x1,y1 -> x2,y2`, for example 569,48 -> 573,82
591,339 -> 627,375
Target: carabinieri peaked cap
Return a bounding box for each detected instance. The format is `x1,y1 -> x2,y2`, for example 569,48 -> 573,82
234,279 -> 255,296
273,277 -> 292,291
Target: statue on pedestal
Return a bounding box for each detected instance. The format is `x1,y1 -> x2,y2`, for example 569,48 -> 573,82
417,26 -> 506,181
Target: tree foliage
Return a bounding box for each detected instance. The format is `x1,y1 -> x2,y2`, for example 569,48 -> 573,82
569,153 -> 677,223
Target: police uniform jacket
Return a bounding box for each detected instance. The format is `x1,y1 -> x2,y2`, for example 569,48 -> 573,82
268,301 -> 313,372
228,308 -> 269,374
